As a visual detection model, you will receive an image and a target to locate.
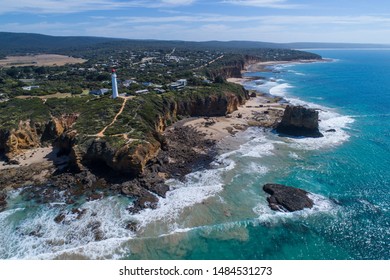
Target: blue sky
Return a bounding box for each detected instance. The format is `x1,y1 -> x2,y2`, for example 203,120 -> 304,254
1,0 -> 390,43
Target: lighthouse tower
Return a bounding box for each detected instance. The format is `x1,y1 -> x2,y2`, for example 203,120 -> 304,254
111,69 -> 118,99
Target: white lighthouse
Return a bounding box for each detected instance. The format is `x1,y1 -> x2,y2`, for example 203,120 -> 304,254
111,69 -> 118,99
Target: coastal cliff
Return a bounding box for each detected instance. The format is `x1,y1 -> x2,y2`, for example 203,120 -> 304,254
204,50 -> 322,81
0,114 -> 78,160
276,105 -> 323,138
1,83 -> 248,178
60,85 -> 249,176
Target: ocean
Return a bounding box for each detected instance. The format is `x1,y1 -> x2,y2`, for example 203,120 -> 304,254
0,50 -> 389,260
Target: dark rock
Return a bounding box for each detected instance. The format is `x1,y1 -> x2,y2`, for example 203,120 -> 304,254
125,221 -> 138,232
87,221 -> 104,241
71,208 -> 87,219
87,221 -> 101,230
250,92 -> 257,98
127,192 -> 159,214
326,129 -> 336,133
276,105 -> 323,138
87,193 -> 103,201
54,213 -> 66,224
29,225 -> 43,237
263,183 -> 314,212
0,191 -> 7,212
8,159 -> 20,165
76,171 -> 97,188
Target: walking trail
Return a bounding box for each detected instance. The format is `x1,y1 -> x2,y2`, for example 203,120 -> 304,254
95,97 -> 127,137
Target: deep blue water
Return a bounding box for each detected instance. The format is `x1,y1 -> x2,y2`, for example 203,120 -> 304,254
1,50 -> 389,260
241,49 -> 390,259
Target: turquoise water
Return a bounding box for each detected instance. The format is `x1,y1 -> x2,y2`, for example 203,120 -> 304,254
0,50 -> 389,259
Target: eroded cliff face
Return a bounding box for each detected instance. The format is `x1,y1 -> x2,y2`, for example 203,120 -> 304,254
206,55 -> 263,80
177,92 -> 247,117
276,105 -> 323,138
1,86 -> 247,178
57,90 -> 248,176
0,114 -> 78,159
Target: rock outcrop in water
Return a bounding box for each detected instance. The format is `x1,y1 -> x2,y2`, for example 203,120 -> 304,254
263,183 -> 314,212
276,105 -> 323,138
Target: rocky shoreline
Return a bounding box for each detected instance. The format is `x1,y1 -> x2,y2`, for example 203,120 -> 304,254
0,60 -> 326,221
0,124 -> 217,217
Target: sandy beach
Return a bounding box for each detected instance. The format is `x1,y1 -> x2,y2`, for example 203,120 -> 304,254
244,59 -> 329,73
0,147 -> 68,171
180,94 -> 286,143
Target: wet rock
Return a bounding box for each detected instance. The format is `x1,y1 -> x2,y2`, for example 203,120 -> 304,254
29,226 -> 44,237
87,193 -> 103,201
71,208 -> 87,219
125,221 -> 138,232
263,183 -> 314,212
127,192 -> 159,214
326,129 -> 336,133
276,105 -> 323,138
0,192 -> 7,212
75,171 -> 97,188
139,173 -> 169,198
54,213 -> 66,224
87,221 -> 104,241
8,159 -> 20,165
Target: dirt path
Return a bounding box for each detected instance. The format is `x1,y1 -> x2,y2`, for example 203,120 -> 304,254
95,97 -> 127,137
193,55 -> 224,71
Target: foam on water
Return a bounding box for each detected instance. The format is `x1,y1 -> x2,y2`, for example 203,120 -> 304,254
260,80 -> 355,150
246,162 -> 269,175
252,192 -> 339,225
269,83 -> 293,97
0,196 -> 136,259
133,155 -> 236,229
218,131 -> 281,160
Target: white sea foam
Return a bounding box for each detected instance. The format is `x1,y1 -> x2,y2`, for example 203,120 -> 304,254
253,192 -> 338,224
133,156 -> 236,229
266,81 -> 355,150
288,152 -> 302,160
269,83 -> 294,97
247,80 -> 279,94
220,132 -> 280,159
246,162 -> 269,175
286,108 -> 355,150
0,196 -> 136,259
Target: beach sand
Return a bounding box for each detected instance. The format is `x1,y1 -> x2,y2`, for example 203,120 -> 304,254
0,147 -> 68,171
180,94 -> 286,143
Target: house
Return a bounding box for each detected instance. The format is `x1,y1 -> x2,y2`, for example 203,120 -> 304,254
22,86 -> 40,91
89,88 -> 109,96
123,80 -> 137,87
142,82 -> 153,87
169,79 -> 187,90
135,89 -> 149,94
155,89 -> 166,94
177,79 -> 187,86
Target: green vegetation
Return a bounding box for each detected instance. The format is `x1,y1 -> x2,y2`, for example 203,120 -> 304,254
0,32 -> 325,151
0,98 -> 50,130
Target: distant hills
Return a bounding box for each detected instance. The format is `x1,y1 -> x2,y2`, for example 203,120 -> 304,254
0,32 -> 389,58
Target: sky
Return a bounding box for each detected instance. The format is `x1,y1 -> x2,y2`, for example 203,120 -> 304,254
1,0 -> 390,44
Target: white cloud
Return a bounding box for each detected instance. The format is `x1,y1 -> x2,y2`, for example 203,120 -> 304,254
110,14 -> 390,26
0,0 -> 196,14
222,0 -> 303,9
